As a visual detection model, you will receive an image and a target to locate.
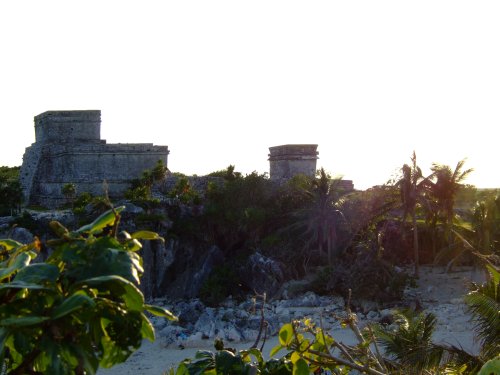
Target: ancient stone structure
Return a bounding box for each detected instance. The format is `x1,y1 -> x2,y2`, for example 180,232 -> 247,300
268,144 -> 319,179
268,144 -> 355,190
20,110 -> 169,207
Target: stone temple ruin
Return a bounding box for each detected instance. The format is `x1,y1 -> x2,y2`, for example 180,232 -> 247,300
268,144 -> 319,179
20,110 -> 169,208
268,144 -> 354,190
19,111 -> 353,208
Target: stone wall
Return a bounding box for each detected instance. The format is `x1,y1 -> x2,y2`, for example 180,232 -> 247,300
20,110 -> 169,208
268,144 -> 318,179
34,110 -> 101,145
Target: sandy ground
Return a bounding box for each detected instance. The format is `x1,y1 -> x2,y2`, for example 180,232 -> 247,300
99,266 -> 485,375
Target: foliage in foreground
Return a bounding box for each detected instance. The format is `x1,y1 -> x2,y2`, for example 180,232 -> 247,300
172,265 -> 500,375
0,206 -> 176,374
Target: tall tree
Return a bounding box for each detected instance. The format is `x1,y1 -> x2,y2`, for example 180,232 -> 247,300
430,159 -> 474,251
290,168 -> 348,266
472,196 -> 500,256
397,151 -> 432,277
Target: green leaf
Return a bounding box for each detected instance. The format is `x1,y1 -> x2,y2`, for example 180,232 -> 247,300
174,363 -> 189,375
131,230 -> 164,242
0,252 -> 31,281
63,237 -> 143,284
240,347 -> 263,366
74,275 -> 144,311
270,344 -> 284,357
144,304 -> 178,321
52,292 -> 95,319
293,358 -> 309,375
76,206 -> 125,234
0,239 -> 23,251
488,264 -> 500,285
99,335 -> 132,368
477,356 -> 500,375
125,239 -> 142,252
279,323 -> 294,346
181,350 -> 215,375
0,327 -> 9,354
0,316 -> 49,327
140,313 -> 155,342
0,280 -> 50,291
215,350 -> 244,374
14,263 -> 59,284
291,352 -> 301,364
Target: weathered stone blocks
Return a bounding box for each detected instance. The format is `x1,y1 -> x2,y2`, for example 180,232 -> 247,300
20,110 -> 169,207
268,144 -> 318,179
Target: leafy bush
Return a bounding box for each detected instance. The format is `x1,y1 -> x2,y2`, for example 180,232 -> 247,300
202,170 -> 275,252
72,191 -> 93,215
135,211 -> 168,231
61,183 -> 77,208
167,177 -> 201,205
316,249 -> 412,302
176,263 -> 500,374
171,339 -> 292,375
0,166 -> 22,216
10,211 -> 41,235
199,265 -> 243,307
0,206 -> 176,374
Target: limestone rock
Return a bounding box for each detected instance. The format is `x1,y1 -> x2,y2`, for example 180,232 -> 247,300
239,252 -> 285,298
161,245 -> 225,300
9,227 -> 34,244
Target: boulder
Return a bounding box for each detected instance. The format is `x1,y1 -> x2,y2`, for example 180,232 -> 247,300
239,252 -> 285,298
193,308 -> 217,337
9,227 -> 34,244
0,216 -> 13,226
175,300 -> 205,326
140,239 -> 176,299
160,245 -> 225,299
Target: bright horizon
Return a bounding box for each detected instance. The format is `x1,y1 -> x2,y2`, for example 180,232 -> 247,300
1,1 -> 499,190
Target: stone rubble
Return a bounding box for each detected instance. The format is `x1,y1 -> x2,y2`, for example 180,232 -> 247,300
149,293 -> 361,349
147,267 -> 480,353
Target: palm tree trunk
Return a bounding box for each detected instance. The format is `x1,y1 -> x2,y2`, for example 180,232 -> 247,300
327,236 -> 333,266
431,217 -> 437,261
413,209 -> 419,277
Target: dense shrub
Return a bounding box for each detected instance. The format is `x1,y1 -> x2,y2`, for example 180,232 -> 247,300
201,170 -> 277,252
199,265 -> 244,306
316,248 -> 413,303
11,211 -> 42,235
0,206 -> 176,374
0,166 -> 22,216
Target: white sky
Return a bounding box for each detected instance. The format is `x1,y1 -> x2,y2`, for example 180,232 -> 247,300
1,1 -> 499,190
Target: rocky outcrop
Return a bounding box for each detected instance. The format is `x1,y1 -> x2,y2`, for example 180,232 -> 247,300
160,245 -> 225,300
140,239 -> 176,300
238,252 -> 285,298
152,292 -> 345,348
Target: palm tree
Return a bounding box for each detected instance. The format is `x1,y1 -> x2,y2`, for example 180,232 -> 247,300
397,151 -> 432,277
374,310 -> 444,373
471,196 -> 500,256
430,160 -> 473,269
290,168 -> 348,266
375,264 -> 499,374
465,264 -> 500,363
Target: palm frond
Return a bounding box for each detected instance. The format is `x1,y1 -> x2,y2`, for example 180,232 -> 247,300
374,311 -> 443,373
464,273 -> 500,357
436,342 -> 484,373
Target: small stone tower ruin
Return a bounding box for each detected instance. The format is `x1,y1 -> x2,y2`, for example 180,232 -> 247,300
20,110 -> 169,208
268,144 -> 318,179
